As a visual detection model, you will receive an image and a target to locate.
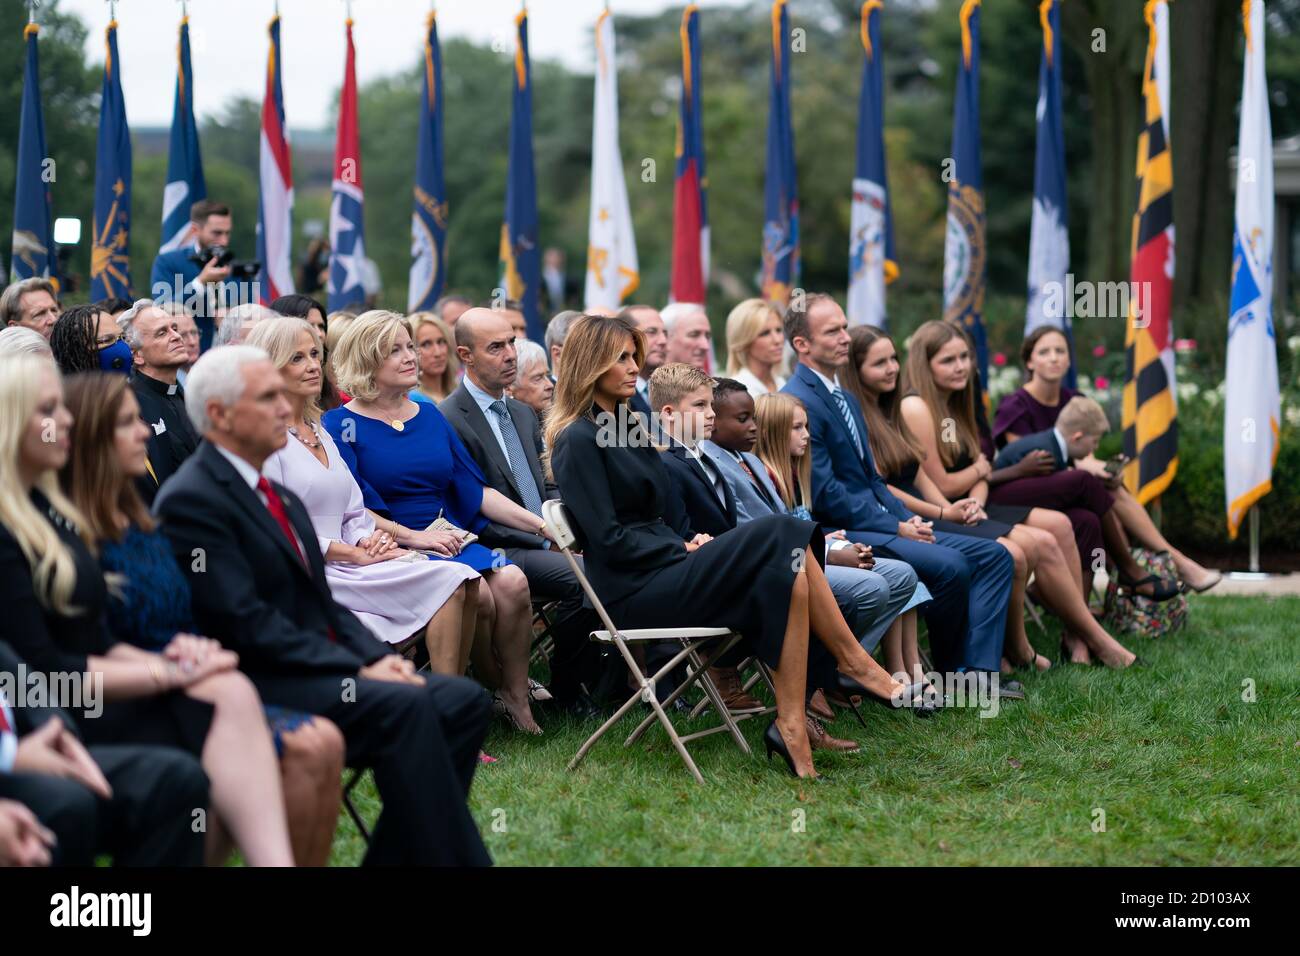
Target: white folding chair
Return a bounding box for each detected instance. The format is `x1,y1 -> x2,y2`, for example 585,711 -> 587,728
542,500 -> 752,784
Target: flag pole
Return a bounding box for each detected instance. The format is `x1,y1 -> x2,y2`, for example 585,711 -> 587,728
27,0 -> 40,24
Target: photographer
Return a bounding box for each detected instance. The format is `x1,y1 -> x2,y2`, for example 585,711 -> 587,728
150,200 -> 259,352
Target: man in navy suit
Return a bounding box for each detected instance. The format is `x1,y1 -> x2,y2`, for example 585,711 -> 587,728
781,294 -> 1016,684
149,199 -> 247,352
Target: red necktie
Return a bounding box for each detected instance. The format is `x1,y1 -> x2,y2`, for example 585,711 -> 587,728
0,698 -> 11,734
257,476 -> 306,566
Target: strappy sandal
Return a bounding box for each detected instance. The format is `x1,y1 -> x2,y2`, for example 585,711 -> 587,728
1118,571 -> 1180,602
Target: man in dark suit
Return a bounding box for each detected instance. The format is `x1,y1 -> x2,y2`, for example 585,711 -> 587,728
781,294 -> 1017,686
0,640 -> 208,866
440,308 -> 605,717
119,300 -> 201,506
155,344 -> 492,866
149,199 -> 247,351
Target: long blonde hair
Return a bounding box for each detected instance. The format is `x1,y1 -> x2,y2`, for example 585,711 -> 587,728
900,320 -> 980,468
724,298 -> 782,376
753,393 -> 812,511
409,311 -> 460,401
331,310 -> 409,402
0,354 -> 93,614
543,314 -> 644,478
247,316 -> 325,423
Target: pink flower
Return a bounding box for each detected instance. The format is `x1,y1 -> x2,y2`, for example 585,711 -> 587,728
992,352 -> 1007,367
1094,375 -> 1110,390
1174,338 -> 1197,353
1092,344 -> 1106,358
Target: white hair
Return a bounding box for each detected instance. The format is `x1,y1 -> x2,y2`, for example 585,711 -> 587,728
184,344 -> 272,435
0,326 -> 53,357
660,302 -> 707,336
117,297 -> 162,350
514,338 -> 548,377
212,304 -> 279,349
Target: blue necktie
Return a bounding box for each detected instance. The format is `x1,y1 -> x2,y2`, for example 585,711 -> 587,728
830,387 -> 864,459
489,400 -> 545,516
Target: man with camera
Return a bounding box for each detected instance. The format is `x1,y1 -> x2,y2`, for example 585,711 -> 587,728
150,200 -> 260,352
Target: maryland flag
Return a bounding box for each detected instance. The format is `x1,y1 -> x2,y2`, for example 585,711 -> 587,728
1121,0 -> 1177,504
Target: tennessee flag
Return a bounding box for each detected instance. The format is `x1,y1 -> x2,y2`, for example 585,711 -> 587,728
328,18 -> 366,312
1121,0 -> 1178,504
761,0 -> 799,306
942,0 -> 989,390
91,18 -> 132,301
1224,0 -> 1281,538
257,14 -> 294,304
670,4 -> 709,305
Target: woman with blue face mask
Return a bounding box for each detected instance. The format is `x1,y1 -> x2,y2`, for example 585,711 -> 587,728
50,304 -> 133,376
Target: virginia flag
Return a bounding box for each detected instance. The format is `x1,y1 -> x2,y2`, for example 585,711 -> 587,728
328,18 -> 366,313
91,18 -> 132,301
10,22 -> 56,285
1121,0 -> 1177,505
584,9 -> 639,312
1024,0 -> 1076,388
409,11 -> 447,312
1225,0 -> 1281,539
500,9 -> 542,342
257,14 -> 294,304
670,4 -> 709,304
159,17 -> 205,255
847,0 -> 895,328
942,0 -> 988,389
761,0 -> 799,306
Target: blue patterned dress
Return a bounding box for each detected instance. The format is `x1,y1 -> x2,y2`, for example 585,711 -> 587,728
99,524 -> 313,755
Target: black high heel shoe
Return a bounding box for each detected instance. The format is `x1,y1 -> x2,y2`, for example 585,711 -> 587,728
763,720 -> 825,781
836,673 -> 935,718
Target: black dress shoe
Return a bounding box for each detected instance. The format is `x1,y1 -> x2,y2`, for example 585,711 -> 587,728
555,692 -> 604,720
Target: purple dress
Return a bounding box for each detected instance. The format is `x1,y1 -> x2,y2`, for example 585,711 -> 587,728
992,385 -> 1080,448
264,423 -> 479,645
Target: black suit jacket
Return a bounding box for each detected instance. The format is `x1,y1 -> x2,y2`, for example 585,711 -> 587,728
660,442 -> 737,538
550,409 -> 691,607
0,640 -> 75,737
153,441 -> 390,677
993,428 -> 1068,472
438,383 -> 555,550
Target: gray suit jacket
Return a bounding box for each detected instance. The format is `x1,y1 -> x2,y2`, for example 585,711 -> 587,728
698,440 -> 786,522
439,383 -> 557,551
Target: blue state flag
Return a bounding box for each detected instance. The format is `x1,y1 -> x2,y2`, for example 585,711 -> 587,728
942,0 -> 988,390
159,17 -> 205,254
92,18 -> 133,301
10,22 -> 56,286
500,9 -> 542,343
409,11 -> 447,311
760,0 -> 799,306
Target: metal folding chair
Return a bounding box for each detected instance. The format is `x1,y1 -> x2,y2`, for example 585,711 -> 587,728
542,500 -> 753,784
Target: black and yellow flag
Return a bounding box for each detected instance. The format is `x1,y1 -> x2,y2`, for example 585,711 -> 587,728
1121,0 -> 1177,505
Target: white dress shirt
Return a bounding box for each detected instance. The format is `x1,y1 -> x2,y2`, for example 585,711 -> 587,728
215,444 -> 308,556
464,374 -> 513,464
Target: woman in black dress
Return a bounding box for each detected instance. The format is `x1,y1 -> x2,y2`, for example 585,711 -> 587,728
545,315 -> 923,780
0,352 -> 299,864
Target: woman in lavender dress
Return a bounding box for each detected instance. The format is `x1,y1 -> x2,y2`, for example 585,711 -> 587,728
248,318 -> 480,677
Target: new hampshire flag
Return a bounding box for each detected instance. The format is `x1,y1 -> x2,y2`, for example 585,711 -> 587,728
847,0 -> 895,328
159,17 -> 205,254
409,10 -> 447,312
942,0 -> 988,389
500,8 -> 542,343
584,8 -> 639,312
1224,0 -> 1281,539
1024,0 -> 1075,388
328,18 -> 366,313
91,18 -> 132,301
10,22 -> 55,285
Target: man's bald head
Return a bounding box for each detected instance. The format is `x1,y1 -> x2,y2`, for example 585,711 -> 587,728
455,307 -> 519,395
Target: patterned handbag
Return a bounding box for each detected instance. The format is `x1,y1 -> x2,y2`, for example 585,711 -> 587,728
1103,548 -> 1189,638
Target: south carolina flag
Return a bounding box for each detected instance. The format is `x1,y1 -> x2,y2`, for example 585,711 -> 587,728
584,9 -> 639,312
257,14 -> 294,304
1224,0 -> 1281,539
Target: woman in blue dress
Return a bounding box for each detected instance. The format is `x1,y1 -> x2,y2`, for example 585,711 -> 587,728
58,371 -> 348,865
323,311 -> 546,735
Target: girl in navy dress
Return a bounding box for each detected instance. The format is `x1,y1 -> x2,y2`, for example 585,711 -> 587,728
323,311 -> 546,735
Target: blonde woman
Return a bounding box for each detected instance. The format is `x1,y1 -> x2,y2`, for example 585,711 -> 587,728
409,311 -> 459,404
725,298 -> 787,395
0,353 -> 296,865
249,317 -> 481,675
322,311 -> 547,735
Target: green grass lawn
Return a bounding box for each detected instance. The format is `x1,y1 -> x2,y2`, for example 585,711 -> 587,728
329,595 -> 1299,866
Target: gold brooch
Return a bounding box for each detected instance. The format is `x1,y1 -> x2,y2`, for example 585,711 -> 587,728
391,420 -> 405,432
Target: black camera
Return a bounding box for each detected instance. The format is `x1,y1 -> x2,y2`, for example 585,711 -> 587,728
191,244 -> 261,281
